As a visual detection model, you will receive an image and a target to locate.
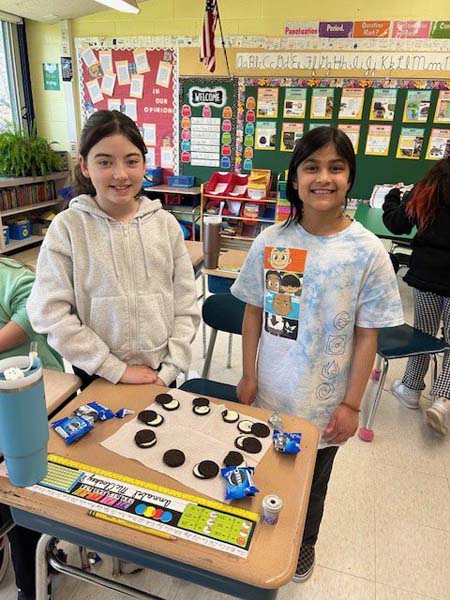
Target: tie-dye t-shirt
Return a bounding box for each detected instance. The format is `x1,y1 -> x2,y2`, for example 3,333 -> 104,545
231,220 -> 404,447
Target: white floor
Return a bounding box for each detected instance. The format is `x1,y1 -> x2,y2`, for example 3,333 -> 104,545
1,251 -> 450,600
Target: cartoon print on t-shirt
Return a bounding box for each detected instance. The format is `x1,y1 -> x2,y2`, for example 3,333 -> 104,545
263,246 -> 307,340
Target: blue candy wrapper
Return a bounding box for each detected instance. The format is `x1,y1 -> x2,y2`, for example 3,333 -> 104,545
52,416 -> 93,444
221,466 -> 259,500
115,408 -> 135,419
74,401 -> 114,422
273,430 -> 301,454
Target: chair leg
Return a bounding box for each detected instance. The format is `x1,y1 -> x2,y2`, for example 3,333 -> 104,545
202,329 -> 218,379
202,275 -> 207,358
371,355 -> 382,381
227,334 -> 233,368
359,358 -> 389,442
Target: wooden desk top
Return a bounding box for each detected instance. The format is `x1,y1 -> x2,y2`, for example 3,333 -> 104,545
185,240 -> 203,270
203,249 -> 247,280
43,369 -> 81,414
147,184 -> 201,196
0,380 -> 319,590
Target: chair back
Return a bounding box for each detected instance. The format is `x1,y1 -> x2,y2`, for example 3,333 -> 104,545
202,293 -> 245,335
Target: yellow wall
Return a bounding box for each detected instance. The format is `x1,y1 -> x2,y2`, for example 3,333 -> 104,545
26,0 -> 450,150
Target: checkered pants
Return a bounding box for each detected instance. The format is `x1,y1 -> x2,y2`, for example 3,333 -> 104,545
402,289 -> 450,399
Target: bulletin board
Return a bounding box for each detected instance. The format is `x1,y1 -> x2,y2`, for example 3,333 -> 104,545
178,78 -> 238,184
237,77 -> 450,200
76,41 -> 178,179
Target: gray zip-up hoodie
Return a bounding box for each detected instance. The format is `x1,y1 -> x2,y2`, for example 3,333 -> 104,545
27,195 -> 200,385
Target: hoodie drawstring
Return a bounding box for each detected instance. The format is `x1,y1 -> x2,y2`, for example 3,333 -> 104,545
138,217 -> 151,279
106,220 -> 120,280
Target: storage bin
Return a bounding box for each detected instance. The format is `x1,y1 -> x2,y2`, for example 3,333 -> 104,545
167,175 -> 195,188
144,167 -> 163,187
2,225 -> 10,246
9,220 -> 31,240
205,172 -> 234,196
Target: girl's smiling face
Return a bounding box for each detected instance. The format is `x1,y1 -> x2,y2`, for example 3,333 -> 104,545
294,143 -> 351,218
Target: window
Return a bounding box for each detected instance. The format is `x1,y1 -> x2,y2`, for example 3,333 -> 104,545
0,20 -> 24,131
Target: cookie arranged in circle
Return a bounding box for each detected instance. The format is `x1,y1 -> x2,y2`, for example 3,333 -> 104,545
155,393 -> 174,405
134,429 -> 157,448
192,397 -> 210,407
222,409 -> 239,423
251,422 -> 271,438
234,435 -> 246,450
237,420 -> 254,434
163,449 -> 185,468
241,436 -> 262,454
137,410 -> 164,427
193,404 -> 211,415
193,460 -> 219,479
223,451 -> 245,467
162,399 -> 180,411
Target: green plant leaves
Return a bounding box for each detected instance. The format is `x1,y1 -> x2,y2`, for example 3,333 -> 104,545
0,125 -> 62,177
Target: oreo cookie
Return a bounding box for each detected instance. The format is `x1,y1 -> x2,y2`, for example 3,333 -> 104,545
193,405 -> 210,415
192,397 -> 210,407
134,429 -> 157,448
237,420 -> 253,434
162,399 -> 180,411
251,422 -> 270,438
137,410 -> 164,427
234,435 -> 246,450
242,436 -> 262,454
163,449 -> 185,467
193,460 -> 219,479
155,393 -> 174,405
222,409 -> 239,423
223,451 -> 245,467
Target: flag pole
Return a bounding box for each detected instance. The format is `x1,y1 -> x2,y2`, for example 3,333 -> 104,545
216,0 -> 231,78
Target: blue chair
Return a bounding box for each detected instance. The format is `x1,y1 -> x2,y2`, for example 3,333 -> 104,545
180,293 -> 245,402
359,323 -> 449,442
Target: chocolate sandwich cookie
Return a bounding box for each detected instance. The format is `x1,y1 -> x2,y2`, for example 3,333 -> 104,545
251,422 -> 271,438
192,397 -> 210,407
222,409 -> 239,423
137,410 -> 164,427
234,435 -> 246,450
155,393 -> 174,405
193,460 -> 219,479
237,420 -> 254,434
223,450 -> 245,467
163,449 -> 185,468
134,429 -> 157,448
162,399 -> 180,411
241,436 -> 262,454
193,404 -> 210,415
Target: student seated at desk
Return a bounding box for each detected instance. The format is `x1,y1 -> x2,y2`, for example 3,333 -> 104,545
27,110 -> 200,390
383,159 -> 450,435
0,256 -> 64,600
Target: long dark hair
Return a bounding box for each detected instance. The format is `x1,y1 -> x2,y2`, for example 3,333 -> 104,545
406,158 -> 450,231
285,126 -> 356,225
74,110 -> 147,195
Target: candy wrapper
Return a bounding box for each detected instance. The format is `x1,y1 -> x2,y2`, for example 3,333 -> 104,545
52,416 -> 93,444
115,408 -> 134,419
273,430 -> 301,454
73,401 -> 114,422
221,466 -> 259,500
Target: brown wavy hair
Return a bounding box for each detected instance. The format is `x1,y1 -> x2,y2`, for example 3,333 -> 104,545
406,158 -> 450,231
74,110 -> 147,195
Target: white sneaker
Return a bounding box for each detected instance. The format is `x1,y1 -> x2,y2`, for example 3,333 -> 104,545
425,397 -> 450,435
391,380 -> 421,409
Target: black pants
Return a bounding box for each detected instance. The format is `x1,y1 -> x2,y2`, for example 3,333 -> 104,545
0,503 -> 41,598
72,366 -> 177,391
301,445 -> 339,547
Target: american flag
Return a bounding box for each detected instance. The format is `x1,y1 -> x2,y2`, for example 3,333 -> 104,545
200,0 -> 218,73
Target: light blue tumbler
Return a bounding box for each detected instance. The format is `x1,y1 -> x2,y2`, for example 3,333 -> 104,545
0,356 -> 48,487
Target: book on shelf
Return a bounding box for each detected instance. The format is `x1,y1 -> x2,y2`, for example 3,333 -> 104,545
0,181 -> 56,211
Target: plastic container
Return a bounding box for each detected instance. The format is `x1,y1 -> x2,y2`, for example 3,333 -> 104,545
205,172 -> 235,196
167,175 -> 195,188
0,356 -> 48,487
9,220 -> 31,240
2,225 -> 10,246
144,167 -> 163,187
203,215 -> 222,269
262,494 -> 283,525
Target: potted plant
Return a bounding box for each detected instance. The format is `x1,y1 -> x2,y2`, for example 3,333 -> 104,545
0,125 -> 62,177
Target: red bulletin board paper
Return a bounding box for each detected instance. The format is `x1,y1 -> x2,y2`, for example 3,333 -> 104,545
79,47 -> 177,180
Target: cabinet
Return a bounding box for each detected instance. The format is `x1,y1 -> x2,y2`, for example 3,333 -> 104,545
0,171 -> 70,253
200,184 -> 277,250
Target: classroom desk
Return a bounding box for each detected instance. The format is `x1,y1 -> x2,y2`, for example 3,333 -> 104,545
185,240 -> 203,277
354,204 -> 416,243
203,249 -> 248,281
0,380 -> 319,600
145,184 -> 201,206
43,369 -> 81,415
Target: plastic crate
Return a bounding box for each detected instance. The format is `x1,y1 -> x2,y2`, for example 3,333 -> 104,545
167,175 -> 195,188
144,167 -> 163,187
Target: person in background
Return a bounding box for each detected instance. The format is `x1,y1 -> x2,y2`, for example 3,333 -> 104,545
0,256 -> 64,600
27,110 -> 200,390
231,127 -> 403,582
383,159 -> 450,435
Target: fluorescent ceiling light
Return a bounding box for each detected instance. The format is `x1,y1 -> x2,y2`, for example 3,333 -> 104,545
94,0 -> 140,14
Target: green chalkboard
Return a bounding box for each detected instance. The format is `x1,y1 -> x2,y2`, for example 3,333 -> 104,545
179,78 -> 237,185
239,83 -> 450,200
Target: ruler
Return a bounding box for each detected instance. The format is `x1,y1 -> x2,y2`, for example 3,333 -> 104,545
33,454 -> 259,558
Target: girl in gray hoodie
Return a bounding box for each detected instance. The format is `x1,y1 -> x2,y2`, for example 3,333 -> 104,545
28,110 -> 200,389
